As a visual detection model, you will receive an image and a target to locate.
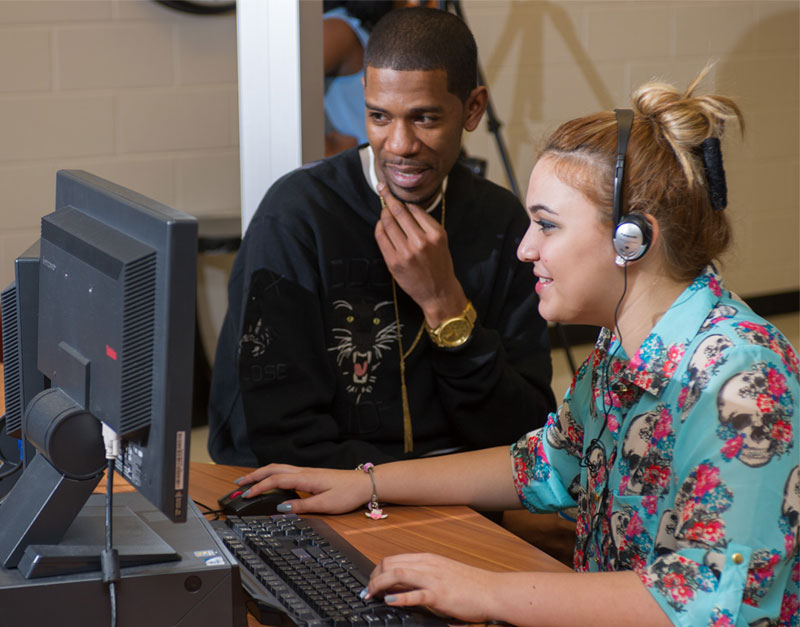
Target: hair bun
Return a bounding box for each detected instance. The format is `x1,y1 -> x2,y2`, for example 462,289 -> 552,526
632,66 -> 743,187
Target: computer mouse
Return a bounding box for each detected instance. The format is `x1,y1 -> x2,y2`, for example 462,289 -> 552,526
218,485 -> 299,517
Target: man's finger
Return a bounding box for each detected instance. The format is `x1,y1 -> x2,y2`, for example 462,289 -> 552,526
377,185 -> 429,236
378,183 -> 442,233
375,213 -> 399,253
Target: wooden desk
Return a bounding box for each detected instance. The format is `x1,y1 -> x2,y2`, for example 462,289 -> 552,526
189,462 -> 569,626
1,347 -> 569,626
0,362 -> 566,576
190,462 -> 568,574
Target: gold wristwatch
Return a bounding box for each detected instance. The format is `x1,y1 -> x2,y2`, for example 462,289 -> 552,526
425,300 -> 477,348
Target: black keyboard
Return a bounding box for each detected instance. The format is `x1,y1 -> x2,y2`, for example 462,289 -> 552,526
211,513 -> 445,627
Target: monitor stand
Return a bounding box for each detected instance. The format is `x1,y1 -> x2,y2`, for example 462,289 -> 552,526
0,492 -> 247,627
17,499 -> 180,579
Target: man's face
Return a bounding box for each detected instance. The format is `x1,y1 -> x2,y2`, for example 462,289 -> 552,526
364,67 -> 481,209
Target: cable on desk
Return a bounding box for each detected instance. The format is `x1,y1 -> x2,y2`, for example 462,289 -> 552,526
101,457 -> 120,627
194,499 -> 222,520
101,425 -> 122,627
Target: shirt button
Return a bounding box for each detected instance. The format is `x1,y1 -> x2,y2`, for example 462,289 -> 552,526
731,553 -> 744,564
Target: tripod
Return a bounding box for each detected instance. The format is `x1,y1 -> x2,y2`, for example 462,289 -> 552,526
439,0 -> 577,373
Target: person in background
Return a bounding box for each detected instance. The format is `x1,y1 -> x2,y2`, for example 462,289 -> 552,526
323,1 -> 399,156
208,7 -> 555,469
234,68 -> 800,626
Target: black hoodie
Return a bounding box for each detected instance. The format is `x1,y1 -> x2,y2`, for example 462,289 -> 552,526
208,148 -> 555,468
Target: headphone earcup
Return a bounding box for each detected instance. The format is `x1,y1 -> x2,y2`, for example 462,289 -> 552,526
612,213 -> 652,266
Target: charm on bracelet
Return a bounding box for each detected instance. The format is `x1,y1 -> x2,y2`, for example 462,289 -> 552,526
357,462 -> 387,520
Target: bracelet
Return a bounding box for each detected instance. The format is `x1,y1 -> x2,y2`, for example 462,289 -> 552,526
356,463 -> 387,520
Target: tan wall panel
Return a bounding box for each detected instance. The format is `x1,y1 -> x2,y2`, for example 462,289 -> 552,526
176,151 -> 240,216
0,28 -> 51,92
675,2 -> 757,56
117,87 -> 235,153
57,23 -> 173,89
0,0 -> 110,24
0,94 -> 114,161
0,164 -> 57,229
176,19 -> 238,85
756,1 -> 800,50
585,5 -> 673,61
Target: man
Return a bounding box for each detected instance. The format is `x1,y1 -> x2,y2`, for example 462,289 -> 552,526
208,7 -> 555,469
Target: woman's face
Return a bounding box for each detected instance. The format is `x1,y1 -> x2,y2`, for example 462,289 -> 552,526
517,155 -> 620,327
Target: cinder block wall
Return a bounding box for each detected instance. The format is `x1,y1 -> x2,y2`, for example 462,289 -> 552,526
462,0 -> 799,298
0,1 -> 796,344
0,0 -> 239,356
0,0 -> 239,272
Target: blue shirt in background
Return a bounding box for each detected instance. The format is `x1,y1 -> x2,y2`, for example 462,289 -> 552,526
324,7 -> 370,145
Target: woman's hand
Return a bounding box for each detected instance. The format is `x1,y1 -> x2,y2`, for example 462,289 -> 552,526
234,464 -> 372,515
365,553 -> 502,624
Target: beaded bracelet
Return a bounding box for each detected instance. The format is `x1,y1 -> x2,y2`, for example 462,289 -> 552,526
356,463 -> 387,520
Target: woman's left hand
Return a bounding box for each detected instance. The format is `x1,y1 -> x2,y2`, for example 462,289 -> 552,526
366,553 -> 502,624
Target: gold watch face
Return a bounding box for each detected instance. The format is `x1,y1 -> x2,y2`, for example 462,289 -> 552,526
439,319 -> 472,346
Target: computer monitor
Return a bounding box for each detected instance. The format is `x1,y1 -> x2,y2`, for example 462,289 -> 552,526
0,171 -> 245,626
0,169 -> 197,568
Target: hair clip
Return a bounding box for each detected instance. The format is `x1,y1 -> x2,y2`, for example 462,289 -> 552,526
701,137 -> 727,211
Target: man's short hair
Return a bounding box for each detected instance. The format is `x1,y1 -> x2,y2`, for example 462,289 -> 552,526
364,7 -> 478,102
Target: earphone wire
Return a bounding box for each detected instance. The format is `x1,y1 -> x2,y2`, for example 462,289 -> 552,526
579,260 -> 629,568
578,108 -> 635,568
580,261 -> 628,466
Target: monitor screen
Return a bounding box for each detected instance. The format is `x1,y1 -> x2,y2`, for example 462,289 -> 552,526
0,170 -> 197,567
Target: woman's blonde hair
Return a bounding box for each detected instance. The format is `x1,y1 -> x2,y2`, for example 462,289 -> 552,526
540,67 -> 744,282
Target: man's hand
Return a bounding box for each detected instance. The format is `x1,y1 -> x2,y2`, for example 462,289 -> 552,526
374,183 -> 467,327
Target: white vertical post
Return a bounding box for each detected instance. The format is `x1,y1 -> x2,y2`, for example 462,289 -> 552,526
236,0 -> 323,233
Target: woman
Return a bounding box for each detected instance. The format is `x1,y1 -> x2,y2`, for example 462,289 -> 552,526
234,70 -> 799,626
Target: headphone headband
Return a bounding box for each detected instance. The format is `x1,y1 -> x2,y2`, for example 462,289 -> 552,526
612,109 -> 634,226
611,109 -> 652,266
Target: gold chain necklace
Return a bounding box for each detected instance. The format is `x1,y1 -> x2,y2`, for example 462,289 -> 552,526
381,192 -> 446,453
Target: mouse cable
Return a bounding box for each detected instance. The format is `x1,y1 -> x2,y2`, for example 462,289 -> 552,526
194,499 -> 223,520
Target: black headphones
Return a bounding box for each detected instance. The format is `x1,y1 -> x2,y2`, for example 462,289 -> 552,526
611,109 -> 652,267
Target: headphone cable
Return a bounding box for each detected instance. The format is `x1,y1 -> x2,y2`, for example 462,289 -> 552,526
579,261 -> 629,568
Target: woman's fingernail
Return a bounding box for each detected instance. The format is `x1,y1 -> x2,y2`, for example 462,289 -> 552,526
385,595 -> 398,603
233,476 -> 245,485
359,587 -> 369,599
241,489 -> 251,498
276,503 -> 293,513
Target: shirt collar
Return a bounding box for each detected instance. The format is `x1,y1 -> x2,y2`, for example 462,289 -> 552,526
599,265 -> 728,397
359,145 -> 446,213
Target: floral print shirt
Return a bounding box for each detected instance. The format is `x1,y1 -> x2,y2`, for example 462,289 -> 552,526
511,266 -> 799,626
